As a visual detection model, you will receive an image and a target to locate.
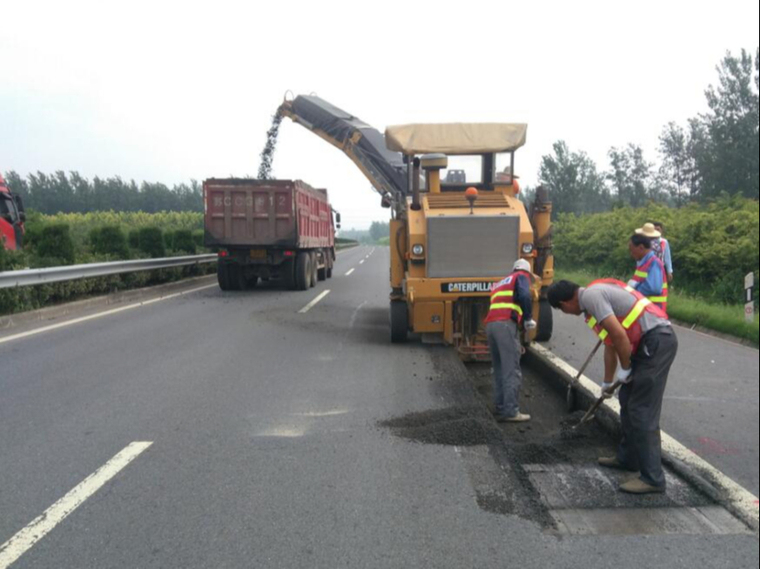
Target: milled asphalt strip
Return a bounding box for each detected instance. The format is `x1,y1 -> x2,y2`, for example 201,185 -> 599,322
0,442 -> 153,568
298,290 -> 331,314
0,284 -> 217,346
530,343 -> 760,532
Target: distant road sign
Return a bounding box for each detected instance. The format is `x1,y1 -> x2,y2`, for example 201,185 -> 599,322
746,273 -> 755,291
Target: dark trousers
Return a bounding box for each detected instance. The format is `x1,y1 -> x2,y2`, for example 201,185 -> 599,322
617,327 -> 679,488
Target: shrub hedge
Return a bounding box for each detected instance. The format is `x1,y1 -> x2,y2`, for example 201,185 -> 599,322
554,196 -> 759,305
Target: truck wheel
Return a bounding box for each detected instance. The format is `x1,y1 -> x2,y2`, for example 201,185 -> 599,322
390,301 -> 409,344
535,299 -> 554,342
283,259 -> 297,290
317,250 -> 328,282
235,266 -> 250,291
310,252 -> 318,288
295,252 -> 311,291
217,262 -> 233,291
326,249 -> 334,279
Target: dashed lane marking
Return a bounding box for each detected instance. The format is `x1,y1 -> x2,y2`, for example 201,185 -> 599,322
0,285 -> 218,346
345,269 -> 356,276
298,290 -> 331,314
0,442 -> 153,568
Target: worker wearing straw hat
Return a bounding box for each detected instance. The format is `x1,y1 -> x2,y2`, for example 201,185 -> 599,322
629,224 -> 669,315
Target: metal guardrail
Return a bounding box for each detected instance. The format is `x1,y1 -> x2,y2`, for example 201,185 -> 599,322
0,254 -> 218,289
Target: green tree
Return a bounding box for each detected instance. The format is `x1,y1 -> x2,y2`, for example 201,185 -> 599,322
538,141 -> 610,217
607,144 -> 656,207
369,221 -> 390,243
699,49 -> 759,200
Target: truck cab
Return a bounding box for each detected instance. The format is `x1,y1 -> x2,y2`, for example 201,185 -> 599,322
0,173 -> 26,251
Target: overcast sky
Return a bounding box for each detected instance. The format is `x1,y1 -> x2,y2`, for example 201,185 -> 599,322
1,0 -> 758,229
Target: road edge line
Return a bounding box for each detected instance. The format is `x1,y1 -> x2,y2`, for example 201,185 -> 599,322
527,342 -> 759,533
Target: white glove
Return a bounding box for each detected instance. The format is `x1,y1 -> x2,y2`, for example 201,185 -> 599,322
627,279 -> 638,289
616,366 -> 633,384
601,382 -> 616,399
524,319 -> 537,331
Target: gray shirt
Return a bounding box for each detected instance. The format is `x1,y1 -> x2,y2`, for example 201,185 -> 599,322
579,284 -> 670,335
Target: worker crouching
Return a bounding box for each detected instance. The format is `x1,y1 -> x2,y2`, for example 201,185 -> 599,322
485,259 -> 536,423
547,279 -> 679,495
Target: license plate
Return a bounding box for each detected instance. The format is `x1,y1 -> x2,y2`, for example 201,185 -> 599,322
249,249 -> 267,259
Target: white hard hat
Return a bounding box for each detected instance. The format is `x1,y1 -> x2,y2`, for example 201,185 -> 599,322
513,259 -> 531,273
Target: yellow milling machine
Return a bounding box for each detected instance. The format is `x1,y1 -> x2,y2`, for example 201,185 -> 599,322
278,95 -> 554,360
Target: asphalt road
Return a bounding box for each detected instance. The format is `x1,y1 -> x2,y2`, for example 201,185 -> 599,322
543,310 -> 760,496
1,246 -> 758,568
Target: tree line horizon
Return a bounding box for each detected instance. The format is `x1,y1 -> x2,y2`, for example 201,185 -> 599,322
4,49 -> 757,219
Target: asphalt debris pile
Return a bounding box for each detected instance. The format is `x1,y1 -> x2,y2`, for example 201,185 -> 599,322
257,112 -> 284,180
379,407 -> 503,447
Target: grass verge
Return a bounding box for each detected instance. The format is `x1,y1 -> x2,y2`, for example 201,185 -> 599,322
555,269 -> 759,347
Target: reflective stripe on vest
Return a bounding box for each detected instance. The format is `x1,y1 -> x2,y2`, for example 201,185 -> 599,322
486,271 -> 530,324
583,279 -> 667,354
632,255 -> 668,312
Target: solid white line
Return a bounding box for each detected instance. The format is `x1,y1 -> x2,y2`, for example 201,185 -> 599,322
345,269 -> 355,276
530,343 -> 759,531
0,442 -> 153,568
298,290 -> 331,314
0,284 -> 217,346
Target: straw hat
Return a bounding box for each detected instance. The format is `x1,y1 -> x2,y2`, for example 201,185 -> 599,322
635,223 -> 661,239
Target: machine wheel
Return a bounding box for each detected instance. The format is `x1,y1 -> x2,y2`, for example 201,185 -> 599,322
390,301 -> 409,344
217,262 -> 233,291
535,299 -> 554,342
295,253 -> 311,291
310,252 -> 318,288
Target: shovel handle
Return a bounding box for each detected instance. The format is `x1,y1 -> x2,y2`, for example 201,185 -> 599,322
575,381 -> 622,428
570,340 -> 604,388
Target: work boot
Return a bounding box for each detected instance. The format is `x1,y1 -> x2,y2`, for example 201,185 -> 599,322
497,413 -> 531,423
598,457 -> 638,472
619,478 -> 666,495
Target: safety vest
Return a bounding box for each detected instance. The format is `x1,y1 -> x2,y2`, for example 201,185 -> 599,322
485,270 -> 531,325
632,255 -> 669,313
584,279 -> 668,355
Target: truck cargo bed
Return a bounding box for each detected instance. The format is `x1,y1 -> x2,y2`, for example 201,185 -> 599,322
204,179 -> 334,250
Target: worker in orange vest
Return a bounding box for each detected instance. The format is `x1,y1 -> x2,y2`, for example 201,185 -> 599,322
548,279 -> 678,495
485,259 -> 536,423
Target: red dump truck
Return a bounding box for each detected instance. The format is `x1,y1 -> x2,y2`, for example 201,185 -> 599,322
204,179 -> 340,291
1,173 -> 26,251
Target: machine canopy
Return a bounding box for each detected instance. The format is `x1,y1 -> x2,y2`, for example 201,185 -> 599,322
385,123 -> 528,155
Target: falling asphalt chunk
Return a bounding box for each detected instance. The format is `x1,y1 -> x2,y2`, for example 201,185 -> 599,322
258,112 -> 284,180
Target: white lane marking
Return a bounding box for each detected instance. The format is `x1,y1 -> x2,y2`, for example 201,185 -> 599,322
298,290 -> 331,314
345,269 -> 355,276
530,343 -> 760,531
0,442 -> 153,568
360,260 -> 365,265
0,284 -> 217,346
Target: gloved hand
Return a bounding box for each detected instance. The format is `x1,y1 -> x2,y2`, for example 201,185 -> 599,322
616,366 -> 633,384
627,279 -> 638,289
524,319 -> 537,331
601,381 -> 616,399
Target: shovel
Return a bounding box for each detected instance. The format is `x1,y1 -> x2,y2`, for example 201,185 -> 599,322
566,340 -> 604,412
573,380 -> 622,430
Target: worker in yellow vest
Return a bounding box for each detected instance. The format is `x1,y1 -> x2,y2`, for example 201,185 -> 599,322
548,279 -> 678,495
485,259 -> 536,423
